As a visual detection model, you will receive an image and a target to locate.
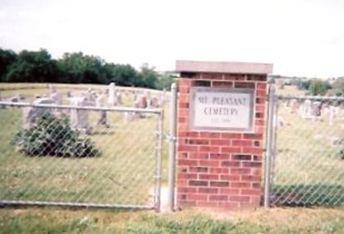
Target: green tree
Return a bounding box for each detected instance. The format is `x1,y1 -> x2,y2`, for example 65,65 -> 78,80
138,63 -> 159,88
5,49 -> 57,82
308,79 -> 331,96
155,73 -> 176,90
104,63 -> 139,86
57,52 -> 108,84
0,48 -> 17,82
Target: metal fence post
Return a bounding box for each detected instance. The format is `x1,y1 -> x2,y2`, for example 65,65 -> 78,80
168,83 -> 177,212
264,84 -> 276,208
155,110 -> 164,212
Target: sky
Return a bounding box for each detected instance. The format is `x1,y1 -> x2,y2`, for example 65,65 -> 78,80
0,0 -> 343,78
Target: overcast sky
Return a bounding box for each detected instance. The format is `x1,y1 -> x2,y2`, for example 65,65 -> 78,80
0,0 -> 343,77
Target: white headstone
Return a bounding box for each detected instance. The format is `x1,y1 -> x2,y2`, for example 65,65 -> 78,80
108,82 -> 116,106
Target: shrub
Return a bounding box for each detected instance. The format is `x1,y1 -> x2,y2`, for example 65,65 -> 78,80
12,113 -> 100,157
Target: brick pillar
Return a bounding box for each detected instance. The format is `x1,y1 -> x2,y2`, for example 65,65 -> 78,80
175,60 -> 273,210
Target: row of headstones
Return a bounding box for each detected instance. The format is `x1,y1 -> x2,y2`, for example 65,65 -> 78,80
11,83 -> 167,133
285,99 -> 342,126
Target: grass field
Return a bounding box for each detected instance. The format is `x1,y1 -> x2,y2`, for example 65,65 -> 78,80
0,207 -> 343,234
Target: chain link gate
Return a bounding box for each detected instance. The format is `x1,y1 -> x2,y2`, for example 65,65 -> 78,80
265,86 -> 344,207
0,102 -> 163,211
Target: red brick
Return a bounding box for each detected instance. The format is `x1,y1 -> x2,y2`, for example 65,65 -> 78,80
198,187 -> 218,194
220,188 -> 240,195
199,160 -> 219,167
232,154 -> 252,161
230,168 -> 251,174
232,140 -> 252,147
210,181 -> 229,187
201,73 -> 223,80
257,83 -> 267,89
229,196 -> 250,202
209,153 -> 230,160
243,133 -> 263,140
189,180 -> 208,186
199,173 -> 219,180
210,139 -> 231,145
234,82 -> 255,89
241,189 -> 261,196
178,102 -> 189,108
200,132 -> 221,138
231,182 -> 251,188
210,167 -> 229,174
178,187 -> 197,193
178,159 -> 198,166
209,195 -> 228,201
220,174 -> 240,181
221,161 -> 240,167
242,147 -> 263,154
190,166 -> 208,173
241,175 -> 261,181
189,193 -> 207,201
256,89 -> 266,97
178,173 -> 197,179
221,133 -> 242,139
178,145 -> 198,152
242,162 -> 262,168
221,147 -> 241,153
223,74 -> 245,80
188,139 -> 209,145
212,81 -> 233,88
189,152 -> 209,160
199,146 -> 220,152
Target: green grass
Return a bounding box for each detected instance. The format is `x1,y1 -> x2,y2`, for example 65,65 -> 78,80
0,207 -> 343,234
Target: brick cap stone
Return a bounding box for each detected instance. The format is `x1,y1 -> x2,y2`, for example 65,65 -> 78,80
176,60 -> 273,75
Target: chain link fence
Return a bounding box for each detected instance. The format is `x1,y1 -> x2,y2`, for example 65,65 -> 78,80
268,94 -> 344,206
0,102 -> 163,210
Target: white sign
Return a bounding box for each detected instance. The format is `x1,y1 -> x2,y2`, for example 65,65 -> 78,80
190,87 -> 254,132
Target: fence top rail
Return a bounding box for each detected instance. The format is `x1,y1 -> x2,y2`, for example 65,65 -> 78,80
276,95 -> 344,101
0,101 -> 163,114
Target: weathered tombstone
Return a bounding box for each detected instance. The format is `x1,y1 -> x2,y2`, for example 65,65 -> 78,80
23,98 -> 55,129
328,105 -> 336,126
69,96 -> 91,134
301,99 -> 312,119
108,82 -> 116,106
50,90 -> 63,105
290,99 -> 299,114
312,101 -> 322,120
150,96 -> 160,108
96,91 -> 109,127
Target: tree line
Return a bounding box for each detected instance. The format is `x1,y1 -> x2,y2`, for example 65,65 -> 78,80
0,48 -> 174,90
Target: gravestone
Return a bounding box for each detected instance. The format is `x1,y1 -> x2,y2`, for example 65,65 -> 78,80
108,82 -> 116,106
328,105 -> 336,126
301,99 -> 312,119
175,60 -> 273,210
23,98 -> 55,129
96,91 -> 109,127
69,96 -> 91,134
